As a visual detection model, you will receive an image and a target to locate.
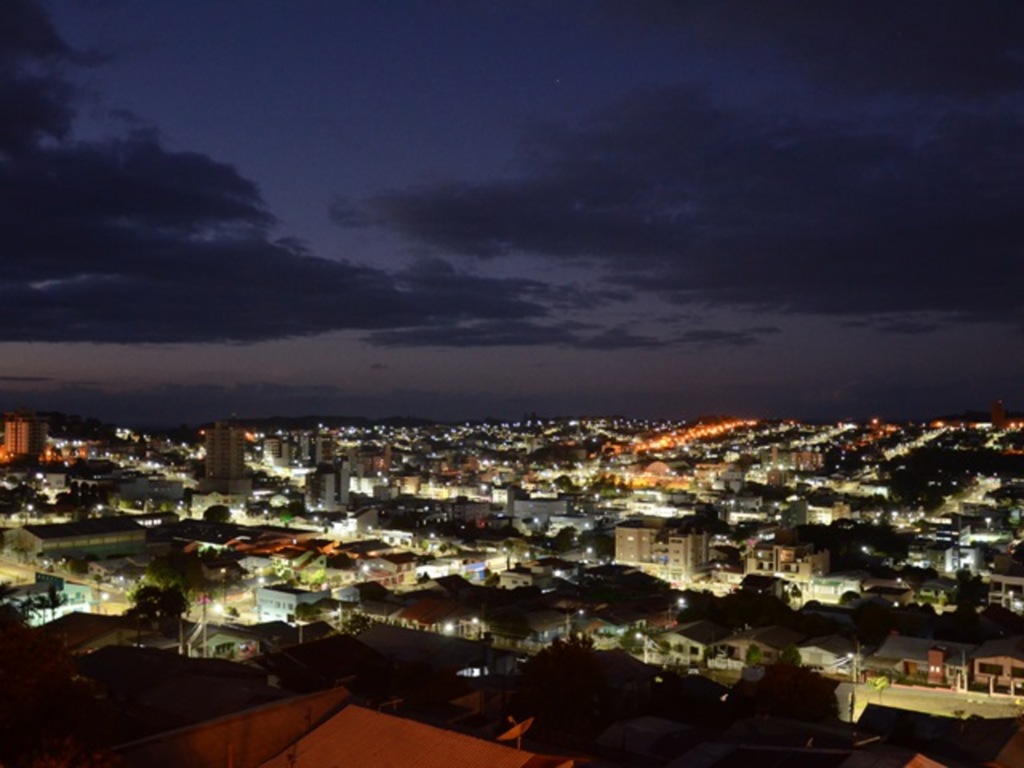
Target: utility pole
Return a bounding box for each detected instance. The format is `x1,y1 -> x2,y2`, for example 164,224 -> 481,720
848,639 -> 861,723
201,594 -> 209,659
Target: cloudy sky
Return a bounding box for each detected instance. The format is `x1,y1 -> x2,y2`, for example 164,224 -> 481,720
2,0 -> 1022,425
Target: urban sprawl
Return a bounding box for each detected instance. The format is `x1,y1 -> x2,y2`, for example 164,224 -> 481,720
3,404 -> 1024,767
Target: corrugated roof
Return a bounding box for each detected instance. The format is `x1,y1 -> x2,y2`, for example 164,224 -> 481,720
22,516 -> 144,539
116,687 -> 351,768
258,705 -> 568,768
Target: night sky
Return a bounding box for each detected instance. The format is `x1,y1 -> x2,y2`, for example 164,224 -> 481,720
2,1 -> 1022,425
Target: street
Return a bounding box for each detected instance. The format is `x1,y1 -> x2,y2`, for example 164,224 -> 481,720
0,553 -> 130,615
839,681 -> 1024,722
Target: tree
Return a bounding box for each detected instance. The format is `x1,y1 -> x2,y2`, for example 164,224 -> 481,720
338,611 -> 377,636
955,569 -> 987,607
579,531 -> 615,560
30,584 -> 68,625
752,663 -> 838,721
745,645 -> 764,666
128,585 -> 189,621
142,552 -> 209,597
298,566 -> 327,587
855,602 -> 896,645
515,634 -> 612,740
202,504 -> 231,524
779,644 -> 802,666
294,602 -> 322,623
552,526 -> 578,553
0,621 -> 119,766
552,475 -> 578,493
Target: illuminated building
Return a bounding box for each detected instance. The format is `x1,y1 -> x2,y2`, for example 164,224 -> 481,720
992,399 -> 1009,429
202,421 -> 250,494
3,409 -> 48,460
615,516 -> 711,584
305,460 -> 351,511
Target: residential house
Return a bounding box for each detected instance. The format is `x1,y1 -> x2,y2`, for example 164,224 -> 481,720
255,584 -> 331,624
397,596 -> 479,637
270,547 -> 327,584
988,572 -> 1024,612
971,636 -> 1024,694
865,635 -> 974,688
359,551 -> 419,589
714,625 -> 805,667
659,620 -> 729,667
40,612 -> 141,654
743,534 -> 829,589
739,574 -> 786,599
357,623 -> 517,677
797,634 -> 857,674
918,577 -> 958,605
251,634 -> 387,695
498,562 -> 557,590
805,573 -> 866,604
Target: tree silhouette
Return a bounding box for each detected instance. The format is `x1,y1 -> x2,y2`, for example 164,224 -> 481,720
0,621 -> 119,766
128,585 -> 189,621
779,644 -> 802,666
752,663 -> 838,721
202,504 -> 231,524
514,634 -> 612,740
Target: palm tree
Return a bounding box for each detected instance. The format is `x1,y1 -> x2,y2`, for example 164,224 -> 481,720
0,582 -> 25,625
32,583 -> 68,624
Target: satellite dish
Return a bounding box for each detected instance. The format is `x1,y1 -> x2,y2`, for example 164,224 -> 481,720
497,716 -> 534,749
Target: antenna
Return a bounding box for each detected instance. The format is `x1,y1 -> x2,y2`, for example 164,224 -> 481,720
496,716 -> 534,751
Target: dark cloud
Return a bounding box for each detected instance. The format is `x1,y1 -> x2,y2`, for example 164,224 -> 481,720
676,327 -> 780,347
367,320 -> 577,348
0,1 -> 75,153
365,319 -> 772,350
597,1 -> 1024,97
0,3 -> 566,346
328,196 -> 370,229
0,375 -> 52,382
843,316 -> 945,335
348,85 -> 1024,328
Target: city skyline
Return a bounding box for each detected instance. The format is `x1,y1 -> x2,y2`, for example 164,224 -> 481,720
2,1 -> 1022,426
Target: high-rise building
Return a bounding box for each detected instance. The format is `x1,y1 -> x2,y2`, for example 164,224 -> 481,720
3,410 -> 48,460
993,400 -> 1009,430
305,460 -> 351,512
203,421 -> 248,493
262,436 -> 292,469
615,516 -> 711,585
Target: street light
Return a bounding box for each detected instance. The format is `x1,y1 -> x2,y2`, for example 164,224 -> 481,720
635,632 -> 659,665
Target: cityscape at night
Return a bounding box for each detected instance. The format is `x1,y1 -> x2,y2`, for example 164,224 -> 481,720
2,1 -> 1024,766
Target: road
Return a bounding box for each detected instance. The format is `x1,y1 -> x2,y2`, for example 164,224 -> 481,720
839,681 -> 1023,722
0,557 -> 41,586
0,553 -> 130,614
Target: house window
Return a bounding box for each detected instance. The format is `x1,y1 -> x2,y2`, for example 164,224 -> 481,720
1011,667 -> 1024,679
979,663 -> 1003,676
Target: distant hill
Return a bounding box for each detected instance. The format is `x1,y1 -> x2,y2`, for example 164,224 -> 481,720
201,414 -> 438,431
